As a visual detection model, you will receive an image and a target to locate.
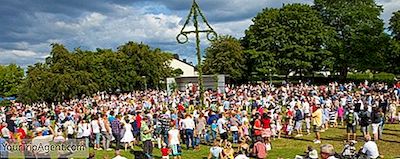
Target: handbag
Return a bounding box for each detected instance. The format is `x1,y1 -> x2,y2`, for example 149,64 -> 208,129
266,143 -> 272,151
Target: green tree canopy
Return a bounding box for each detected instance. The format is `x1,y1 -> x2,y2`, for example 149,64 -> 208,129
203,35 -> 246,81
19,42 -> 173,103
0,64 -> 24,97
243,4 -> 334,77
389,10 -> 400,40
314,0 -> 386,78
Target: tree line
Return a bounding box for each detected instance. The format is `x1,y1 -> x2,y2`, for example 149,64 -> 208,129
1,42 -> 177,103
203,1 -> 400,82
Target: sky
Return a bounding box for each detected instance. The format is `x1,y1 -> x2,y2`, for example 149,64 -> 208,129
0,0 -> 399,68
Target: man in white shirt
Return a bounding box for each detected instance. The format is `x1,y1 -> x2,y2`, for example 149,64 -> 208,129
182,114 -> 195,150
217,113 -> 228,144
32,126 -> 55,158
361,135 -> 380,159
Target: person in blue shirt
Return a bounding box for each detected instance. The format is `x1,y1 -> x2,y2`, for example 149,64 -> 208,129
223,99 -> 230,110
0,136 -> 8,159
108,111 -> 116,123
210,120 -> 218,142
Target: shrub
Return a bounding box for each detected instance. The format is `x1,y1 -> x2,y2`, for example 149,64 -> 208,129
372,72 -> 396,83
347,72 -> 373,83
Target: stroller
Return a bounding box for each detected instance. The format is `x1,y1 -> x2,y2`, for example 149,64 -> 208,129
341,141 -> 357,159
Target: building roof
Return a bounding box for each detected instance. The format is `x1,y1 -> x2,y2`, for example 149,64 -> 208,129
172,54 -> 197,70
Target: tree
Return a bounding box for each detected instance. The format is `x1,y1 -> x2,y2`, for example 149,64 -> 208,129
387,10 -> 400,74
0,64 -> 24,97
19,41 -> 173,103
389,10 -> 400,40
203,35 -> 246,81
117,42 -> 173,89
385,40 -> 400,74
314,0 -> 386,78
243,4 -> 334,78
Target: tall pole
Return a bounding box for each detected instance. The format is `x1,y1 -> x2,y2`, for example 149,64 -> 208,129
177,0 -> 217,108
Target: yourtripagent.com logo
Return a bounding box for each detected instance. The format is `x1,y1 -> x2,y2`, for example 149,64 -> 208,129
0,139 -> 89,158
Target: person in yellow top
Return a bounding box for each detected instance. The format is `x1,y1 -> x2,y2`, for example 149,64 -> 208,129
312,104 -> 323,144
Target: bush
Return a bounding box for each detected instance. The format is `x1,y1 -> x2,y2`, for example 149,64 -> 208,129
372,72 -> 396,83
347,72 -> 373,82
347,72 -> 396,84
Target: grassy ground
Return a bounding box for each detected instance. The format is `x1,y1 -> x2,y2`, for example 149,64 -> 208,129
90,124 -> 400,159
7,124 -> 400,158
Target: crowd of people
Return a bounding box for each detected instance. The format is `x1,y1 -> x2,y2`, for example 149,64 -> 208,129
0,80 -> 399,159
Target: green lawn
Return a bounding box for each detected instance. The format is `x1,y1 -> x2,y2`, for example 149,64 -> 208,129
8,124 -> 399,158
90,124 -> 400,159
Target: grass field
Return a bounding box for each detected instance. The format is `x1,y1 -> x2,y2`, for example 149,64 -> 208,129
90,124 -> 400,159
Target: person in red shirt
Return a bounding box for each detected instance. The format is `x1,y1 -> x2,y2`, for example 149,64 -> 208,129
161,143 -> 169,159
177,103 -> 185,112
261,113 -> 272,140
253,114 -> 262,137
136,111 -> 142,129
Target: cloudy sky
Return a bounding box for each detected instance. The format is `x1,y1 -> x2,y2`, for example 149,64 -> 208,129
1,0 -> 399,68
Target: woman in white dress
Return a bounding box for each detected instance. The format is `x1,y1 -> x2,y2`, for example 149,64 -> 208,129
120,117 -> 134,151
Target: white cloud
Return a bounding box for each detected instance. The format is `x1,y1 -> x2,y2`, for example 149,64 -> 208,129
8,50 -> 37,57
377,0 -> 400,25
0,0 -> 399,67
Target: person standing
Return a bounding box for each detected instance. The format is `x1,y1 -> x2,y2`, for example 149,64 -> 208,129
141,116 -> 153,158
81,120 -> 91,149
0,133 -> 8,159
345,108 -> 358,142
111,115 -> 123,150
230,113 -> 241,144
100,114 -> 113,151
217,113 -> 228,145
312,105 -> 323,144
294,106 -> 304,137
370,107 -> 382,141
182,114 -> 195,150
91,116 -> 102,150
168,123 -> 182,159
196,113 -> 207,143
359,109 -> 371,137
121,118 -> 134,151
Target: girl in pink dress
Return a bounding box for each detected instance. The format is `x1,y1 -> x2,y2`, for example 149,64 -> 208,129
337,105 -> 345,126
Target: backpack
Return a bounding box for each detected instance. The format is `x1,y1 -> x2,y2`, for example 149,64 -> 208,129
347,113 -> 355,125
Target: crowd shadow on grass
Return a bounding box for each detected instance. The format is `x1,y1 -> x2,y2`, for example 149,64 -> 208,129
382,132 -> 400,137
380,139 -> 400,144
321,136 -> 346,142
130,149 -> 163,159
292,137 -> 314,142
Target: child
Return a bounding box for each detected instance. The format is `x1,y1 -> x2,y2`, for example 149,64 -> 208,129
270,121 -> 277,140
329,108 -> 338,128
211,119 -> 218,142
161,143 -> 169,159
193,129 -> 200,151
242,121 -> 250,140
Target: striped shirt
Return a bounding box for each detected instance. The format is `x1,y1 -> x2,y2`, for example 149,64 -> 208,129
111,119 -> 122,134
